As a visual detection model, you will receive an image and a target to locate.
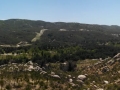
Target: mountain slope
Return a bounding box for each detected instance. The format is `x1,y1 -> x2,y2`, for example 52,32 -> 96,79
0,19 -> 120,46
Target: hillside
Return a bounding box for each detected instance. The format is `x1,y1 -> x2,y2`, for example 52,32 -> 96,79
0,53 -> 119,90
0,19 -> 120,46
0,19 -> 120,59
0,19 -> 120,89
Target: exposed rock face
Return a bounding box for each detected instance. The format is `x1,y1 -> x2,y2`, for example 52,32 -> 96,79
113,53 -> 120,59
25,61 -> 43,71
77,75 -> 86,80
107,59 -> 115,65
0,61 -> 43,72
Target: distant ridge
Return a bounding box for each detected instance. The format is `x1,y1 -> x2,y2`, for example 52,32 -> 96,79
0,19 -> 120,46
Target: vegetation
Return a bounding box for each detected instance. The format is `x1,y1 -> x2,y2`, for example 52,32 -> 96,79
0,19 -> 120,89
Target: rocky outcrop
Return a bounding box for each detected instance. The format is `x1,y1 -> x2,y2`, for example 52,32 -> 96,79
113,53 -> 120,59
0,61 -> 43,72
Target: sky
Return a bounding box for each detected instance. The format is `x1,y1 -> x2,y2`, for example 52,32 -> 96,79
0,0 -> 120,25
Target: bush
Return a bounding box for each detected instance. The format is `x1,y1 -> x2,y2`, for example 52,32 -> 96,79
6,84 -> 12,90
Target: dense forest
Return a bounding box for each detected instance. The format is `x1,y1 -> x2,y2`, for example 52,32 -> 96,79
0,19 -> 120,64
0,19 -> 120,45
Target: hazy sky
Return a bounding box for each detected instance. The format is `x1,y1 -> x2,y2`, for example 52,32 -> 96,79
0,0 -> 120,25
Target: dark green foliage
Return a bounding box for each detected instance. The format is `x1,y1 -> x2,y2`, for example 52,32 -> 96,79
0,19 -> 120,45
0,19 -> 120,65
106,84 -> 120,90
60,61 -> 77,71
25,84 -> 31,90
6,84 -> 12,90
0,45 -> 120,65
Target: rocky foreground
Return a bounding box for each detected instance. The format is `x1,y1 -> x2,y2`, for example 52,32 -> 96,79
0,53 -> 120,90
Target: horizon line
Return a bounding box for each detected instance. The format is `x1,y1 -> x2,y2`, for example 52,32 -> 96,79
0,18 -> 119,26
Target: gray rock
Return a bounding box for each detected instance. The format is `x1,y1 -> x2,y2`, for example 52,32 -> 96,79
51,71 -> 55,75
69,82 -> 76,86
51,75 -> 60,78
26,61 -> 33,65
104,80 -> 109,84
101,66 -> 109,73
118,71 -> 120,74
113,53 -> 120,59
68,75 -> 71,78
69,79 -> 73,83
115,79 -> 120,84
78,75 -> 86,80
107,60 -> 114,65
27,65 -> 34,71
76,79 -> 84,84
40,71 -> 47,74
34,66 -> 42,71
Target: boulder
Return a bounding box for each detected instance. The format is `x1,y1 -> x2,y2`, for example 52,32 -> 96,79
101,66 -> 109,73
34,66 -> 42,71
68,75 -> 71,78
40,71 -> 47,74
51,75 -> 60,78
73,77 -> 75,79
116,58 -> 120,61
26,61 -> 33,65
104,80 -> 109,84
76,80 -> 84,84
115,79 -> 120,84
92,81 -> 95,83
69,79 -> 73,83
78,75 -> 86,80
107,60 -> 114,65
69,82 -> 76,87
51,71 -> 55,75
28,65 -> 34,71
118,71 -> 120,74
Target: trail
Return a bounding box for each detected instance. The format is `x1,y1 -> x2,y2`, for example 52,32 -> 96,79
31,29 -> 48,42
